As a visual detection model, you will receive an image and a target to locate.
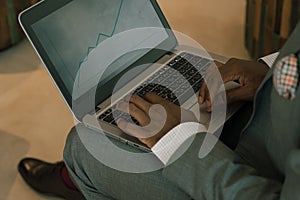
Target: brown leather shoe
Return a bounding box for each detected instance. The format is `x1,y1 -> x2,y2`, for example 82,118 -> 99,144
18,158 -> 85,200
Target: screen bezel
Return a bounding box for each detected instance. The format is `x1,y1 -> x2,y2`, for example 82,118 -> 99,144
19,0 -> 178,120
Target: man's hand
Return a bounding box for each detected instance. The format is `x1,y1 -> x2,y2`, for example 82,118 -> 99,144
199,58 -> 269,112
116,93 -> 197,148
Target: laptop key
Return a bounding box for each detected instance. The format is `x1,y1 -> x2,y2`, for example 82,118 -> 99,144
99,114 -> 106,120
193,80 -> 204,92
99,52 -> 210,127
103,113 -> 114,123
111,120 -> 117,126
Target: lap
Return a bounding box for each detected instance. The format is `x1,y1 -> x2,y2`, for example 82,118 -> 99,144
63,124 -> 190,200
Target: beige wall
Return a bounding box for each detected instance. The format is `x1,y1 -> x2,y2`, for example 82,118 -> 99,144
158,0 -> 250,59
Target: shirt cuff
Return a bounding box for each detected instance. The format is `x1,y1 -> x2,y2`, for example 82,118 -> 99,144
259,52 -> 279,68
151,122 -> 207,165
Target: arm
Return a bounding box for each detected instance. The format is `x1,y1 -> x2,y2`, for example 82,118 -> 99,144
116,93 -> 300,199
280,149 -> 300,199
162,133 -> 284,200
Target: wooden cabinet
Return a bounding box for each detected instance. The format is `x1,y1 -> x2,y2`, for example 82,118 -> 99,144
245,0 -> 300,59
0,0 -> 39,50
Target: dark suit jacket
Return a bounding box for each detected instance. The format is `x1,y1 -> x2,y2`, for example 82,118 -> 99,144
162,24 -> 300,199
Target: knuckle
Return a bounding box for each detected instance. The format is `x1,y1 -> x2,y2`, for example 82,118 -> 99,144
118,102 -> 127,112
129,103 -> 138,113
130,94 -> 138,102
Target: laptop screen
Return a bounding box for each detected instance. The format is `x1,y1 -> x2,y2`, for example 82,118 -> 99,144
31,0 -> 170,99
20,0 -> 177,119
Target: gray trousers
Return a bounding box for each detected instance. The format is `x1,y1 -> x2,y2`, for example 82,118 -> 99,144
63,124 -> 191,200
63,124 -> 250,200
63,105 -> 255,200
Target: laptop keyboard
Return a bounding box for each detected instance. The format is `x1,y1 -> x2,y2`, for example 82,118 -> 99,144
98,52 -> 212,126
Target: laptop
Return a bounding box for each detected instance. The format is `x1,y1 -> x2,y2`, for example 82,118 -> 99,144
19,0 -> 241,151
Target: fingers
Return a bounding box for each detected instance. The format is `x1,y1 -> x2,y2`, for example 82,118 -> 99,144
117,118 -> 145,138
219,58 -> 243,83
199,61 -> 221,103
117,94 -> 166,126
117,118 -> 158,148
143,93 -> 167,105
199,82 -> 207,104
128,94 -> 152,112
205,98 -> 212,112
117,101 -> 150,125
199,59 -> 240,101
117,105 -> 165,143
199,61 -> 227,112
199,82 -> 212,112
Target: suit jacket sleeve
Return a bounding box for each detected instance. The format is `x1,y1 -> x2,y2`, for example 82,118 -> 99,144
161,133 -> 300,200
280,149 -> 300,200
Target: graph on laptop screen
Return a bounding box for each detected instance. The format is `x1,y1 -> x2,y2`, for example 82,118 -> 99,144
31,0 -> 169,99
